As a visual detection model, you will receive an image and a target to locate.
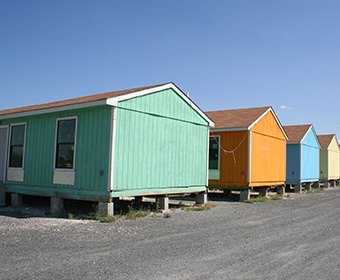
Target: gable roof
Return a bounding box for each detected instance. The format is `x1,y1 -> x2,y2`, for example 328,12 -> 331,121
205,106 -> 270,130
283,124 -> 314,143
0,83 -> 214,127
0,84 -> 163,117
318,134 -> 336,149
205,106 -> 287,139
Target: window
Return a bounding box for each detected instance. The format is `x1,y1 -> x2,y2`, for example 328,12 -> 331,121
209,136 -> 219,170
9,124 -> 26,168
55,118 -> 77,169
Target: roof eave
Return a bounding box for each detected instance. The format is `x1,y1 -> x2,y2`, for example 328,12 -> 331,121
0,83 -> 215,127
210,126 -> 248,132
0,99 -> 108,120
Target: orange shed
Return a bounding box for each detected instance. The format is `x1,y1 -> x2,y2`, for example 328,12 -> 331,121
205,106 -> 288,201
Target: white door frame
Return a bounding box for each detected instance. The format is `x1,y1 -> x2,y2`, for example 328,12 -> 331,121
0,125 -> 9,183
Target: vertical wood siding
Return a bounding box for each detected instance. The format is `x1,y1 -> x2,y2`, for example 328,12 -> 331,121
113,89 -> 209,192
300,129 -> 320,182
250,132 -> 286,185
328,138 -> 340,179
3,106 -> 111,199
208,131 -> 248,187
319,149 -> 328,180
286,144 -> 300,184
250,111 -> 286,186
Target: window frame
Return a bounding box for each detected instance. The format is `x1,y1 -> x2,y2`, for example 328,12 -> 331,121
8,122 -> 27,169
53,116 -> 78,171
209,135 -> 220,171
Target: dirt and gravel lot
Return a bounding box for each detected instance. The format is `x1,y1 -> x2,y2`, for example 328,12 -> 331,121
1,188 -> 340,280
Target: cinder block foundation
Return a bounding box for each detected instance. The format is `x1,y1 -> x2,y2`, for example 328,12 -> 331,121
305,183 -> 312,191
98,201 -> 114,216
324,181 -> 329,188
51,197 -> 64,215
313,181 -> 320,188
195,192 -> 207,206
277,186 -> 285,195
332,181 -> 337,187
258,187 -> 269,197
0,185 -> 5,207
156,196 -> 169,212
294,184 -> 302,193
11,193 -> 23,208
239,189 -> 250,202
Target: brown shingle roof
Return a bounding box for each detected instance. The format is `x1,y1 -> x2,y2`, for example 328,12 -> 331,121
205,106 -> 270,129
318,134 -> 335,149
283,124 -> 312,143
0,83 -> 166,116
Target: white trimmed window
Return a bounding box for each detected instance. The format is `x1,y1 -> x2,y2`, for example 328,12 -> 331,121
55,117 -> 77,169
9,123 -> 26,168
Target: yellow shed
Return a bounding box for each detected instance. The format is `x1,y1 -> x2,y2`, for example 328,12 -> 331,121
205,106 -> 287,201
318,134 -> 340,187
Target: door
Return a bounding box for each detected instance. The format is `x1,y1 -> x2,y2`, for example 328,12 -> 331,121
0,127 -> 8,183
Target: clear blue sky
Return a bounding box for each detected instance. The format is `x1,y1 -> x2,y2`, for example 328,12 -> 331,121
1,0 -> 340,138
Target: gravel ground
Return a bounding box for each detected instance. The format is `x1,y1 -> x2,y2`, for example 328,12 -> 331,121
1,188 -> 340,280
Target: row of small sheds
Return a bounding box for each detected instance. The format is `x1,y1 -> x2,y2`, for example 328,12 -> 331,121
0,83 -> 339,212
206,107 -> 340,192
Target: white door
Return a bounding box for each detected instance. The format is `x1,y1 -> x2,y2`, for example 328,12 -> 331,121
0,127 -> 8,183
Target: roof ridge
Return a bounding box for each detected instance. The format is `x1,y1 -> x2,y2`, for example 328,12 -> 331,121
205,105 -> 271,113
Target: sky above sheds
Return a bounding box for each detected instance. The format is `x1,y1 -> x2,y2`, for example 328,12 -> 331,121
1,0 -> 340,138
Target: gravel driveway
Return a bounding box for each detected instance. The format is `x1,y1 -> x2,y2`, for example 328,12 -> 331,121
1,188 -> 340,280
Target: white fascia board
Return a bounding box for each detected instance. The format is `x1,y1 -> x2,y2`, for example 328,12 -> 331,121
247,107 -> 271,131
106,83 -> 215,127
248,107 -> 288,140
326,136 -> 334,150
301,125 -> 321,148
0,100 -> 108,120
300,126 -> 311,144
328,135 -> 339,151
211,127 -> 248,132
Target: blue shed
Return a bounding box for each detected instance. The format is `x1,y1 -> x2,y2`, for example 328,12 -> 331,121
284,124 -> 320,192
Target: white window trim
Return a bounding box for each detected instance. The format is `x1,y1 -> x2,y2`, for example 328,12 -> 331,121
209,135 -> 220,171
8,122 -> 27,170
53,116 -> 78,171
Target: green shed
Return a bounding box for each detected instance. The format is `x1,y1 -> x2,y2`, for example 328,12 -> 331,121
0,83 -> 214,215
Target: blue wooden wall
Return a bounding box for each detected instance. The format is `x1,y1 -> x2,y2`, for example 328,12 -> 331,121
286,127 -> 319,184
286,144 -> 300,184
300,128 -> 320,182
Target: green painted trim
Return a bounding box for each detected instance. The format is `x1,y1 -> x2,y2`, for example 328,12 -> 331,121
110,186 -> 206,197
4,184 -> 110,202
209,169 -> 220,180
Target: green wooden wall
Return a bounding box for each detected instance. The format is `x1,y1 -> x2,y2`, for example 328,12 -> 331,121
3,106 -> 112,200
112,88 -> 209,195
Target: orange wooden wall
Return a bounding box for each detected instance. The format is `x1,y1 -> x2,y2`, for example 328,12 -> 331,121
250,111 -> 286,186
209,130 -> 248,187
